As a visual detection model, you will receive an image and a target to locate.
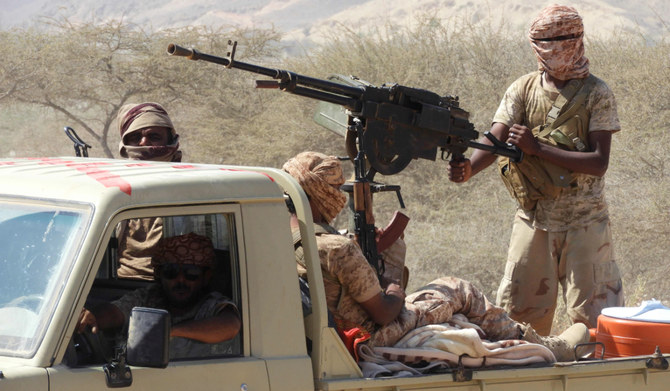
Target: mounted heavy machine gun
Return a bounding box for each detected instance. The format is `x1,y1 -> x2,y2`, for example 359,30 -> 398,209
167,40 -> 522,278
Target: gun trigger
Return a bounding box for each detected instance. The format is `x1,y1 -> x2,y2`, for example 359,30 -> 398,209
440,147 -> 451,161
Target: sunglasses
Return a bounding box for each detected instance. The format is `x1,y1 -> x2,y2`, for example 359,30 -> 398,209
160,264 -> 205,281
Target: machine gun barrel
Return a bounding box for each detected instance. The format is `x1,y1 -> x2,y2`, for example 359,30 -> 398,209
167,42 -> 363,109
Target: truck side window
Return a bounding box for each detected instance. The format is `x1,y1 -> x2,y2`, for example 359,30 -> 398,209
80,212 -> 241,365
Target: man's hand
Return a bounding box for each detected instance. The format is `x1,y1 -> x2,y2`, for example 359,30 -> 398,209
77,308 -> 99,334
379,274 -> 399,290
385,282 -> 406,301
448,159 -> 472,183
506,124 -> 540,156
75,303 -> 125,334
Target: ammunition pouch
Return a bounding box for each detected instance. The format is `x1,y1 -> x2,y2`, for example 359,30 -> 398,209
498,137 -> 574,211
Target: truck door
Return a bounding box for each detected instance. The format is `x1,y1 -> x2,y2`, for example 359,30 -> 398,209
48,206 -> 270,391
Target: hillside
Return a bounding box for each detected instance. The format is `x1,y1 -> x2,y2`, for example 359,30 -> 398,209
2,0 -> 668,51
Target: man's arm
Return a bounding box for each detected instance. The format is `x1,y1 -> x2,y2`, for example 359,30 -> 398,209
449,123 -> 614,182
358,283 -> 405,326
170,305 -> 241,344
508,124 -> 612,176
76,303 -> 125,334
449,122 -> 510,183
77,285 -> 153,334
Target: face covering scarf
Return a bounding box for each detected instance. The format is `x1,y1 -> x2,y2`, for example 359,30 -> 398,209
528,4 -> 589,81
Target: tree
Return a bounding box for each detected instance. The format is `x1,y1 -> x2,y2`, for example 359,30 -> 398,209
1,17 -> 282,158
0,30 -> 39,103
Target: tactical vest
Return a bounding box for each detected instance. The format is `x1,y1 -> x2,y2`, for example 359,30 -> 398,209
498,74 -> 596,211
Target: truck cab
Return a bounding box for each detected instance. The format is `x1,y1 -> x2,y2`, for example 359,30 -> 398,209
0,157 -> 343,390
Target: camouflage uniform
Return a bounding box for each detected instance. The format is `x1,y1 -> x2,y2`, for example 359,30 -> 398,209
113,284 -> 239,358
493,71 -> 624,334
116,217 -> 163,280
300,224 -> 521,348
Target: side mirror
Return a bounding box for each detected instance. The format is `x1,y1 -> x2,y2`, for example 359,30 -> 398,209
126,307 -> 170,368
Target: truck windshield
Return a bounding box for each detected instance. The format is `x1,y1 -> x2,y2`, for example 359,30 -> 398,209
0,200 -> 89,358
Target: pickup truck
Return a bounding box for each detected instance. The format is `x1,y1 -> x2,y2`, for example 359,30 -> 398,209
0,156 -> 669,391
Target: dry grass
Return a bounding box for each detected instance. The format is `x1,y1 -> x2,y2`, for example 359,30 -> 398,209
2,17 -> 668,334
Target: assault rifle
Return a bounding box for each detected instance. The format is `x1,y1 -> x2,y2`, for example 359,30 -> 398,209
167,41 -> 522,278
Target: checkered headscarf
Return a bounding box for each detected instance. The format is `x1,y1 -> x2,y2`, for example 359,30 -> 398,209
283,151 -> 347,223
151,232 -> 215,268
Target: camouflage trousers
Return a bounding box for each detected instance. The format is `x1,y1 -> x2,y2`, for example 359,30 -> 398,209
496,214 -> 624,335
369,276 -> 521,347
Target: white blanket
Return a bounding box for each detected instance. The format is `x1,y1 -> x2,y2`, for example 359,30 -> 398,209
358,314 -> 555,378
